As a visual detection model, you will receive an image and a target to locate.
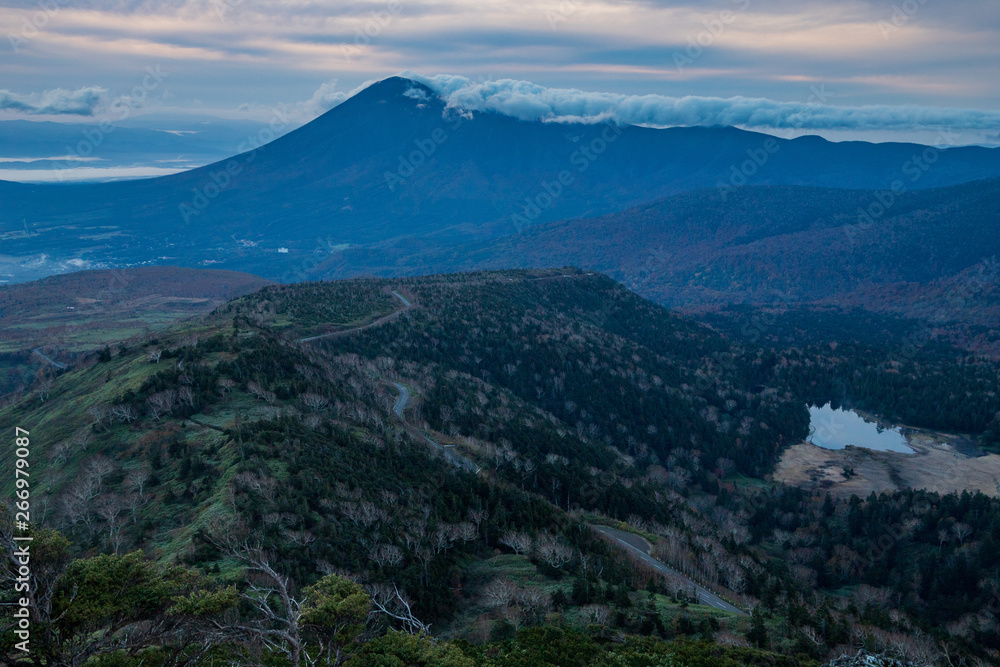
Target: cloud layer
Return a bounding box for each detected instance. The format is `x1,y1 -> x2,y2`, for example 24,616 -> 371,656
406,74 -> 1000,133
0,86 -> 106,115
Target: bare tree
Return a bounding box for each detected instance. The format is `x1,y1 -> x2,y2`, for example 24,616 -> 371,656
147,349 -> 163,364
178,385 -> 195,409
499,530 -> 533,555
952,522 -> 972,545
481,578 -> 517,612
146,389 -> 177,420
49,441 -> 71,465
369,544 -> 404,569
85,455 -> 115,488
87,405 -> 113,432
33,370 -> 55,402
110,403 -> 140,424
124,467 -> 150,498
580,604 -> 610,626
73,427 -> 93,449
206,541 -> 310,667
368,583 -> 430,634
95,495 -> 126,553
248,381 -> 277,405
300,393 -> 329,412
534,534 -> 574,569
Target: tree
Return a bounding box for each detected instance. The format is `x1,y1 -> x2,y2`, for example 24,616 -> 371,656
952,522 -> 972,545
111,403 -> 140,424
17,550 -> 197,666
499,530 -> 533,555
124,467 -> 150,499
300,574 -> 372,665
746,607 -> 769,649
147,389 -> 177,420
301,393 -> 330,412
368,583 -> 430,634
33,368 -> 55,402
343,631 -> 473,667
481,578 -> 517,613
94,495 -> 126,553
206,540 -> 311,667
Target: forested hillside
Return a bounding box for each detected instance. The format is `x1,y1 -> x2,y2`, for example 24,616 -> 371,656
3,269 -> 1000,665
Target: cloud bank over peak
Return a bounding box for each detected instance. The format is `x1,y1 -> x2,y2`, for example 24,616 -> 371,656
401,73 -> 1000,134
0,86 -> 107,116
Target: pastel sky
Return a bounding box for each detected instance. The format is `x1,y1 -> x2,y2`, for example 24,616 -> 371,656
2,0 -> 999,143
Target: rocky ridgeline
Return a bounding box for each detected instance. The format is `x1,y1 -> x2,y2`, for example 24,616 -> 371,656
824,651 -> 923,667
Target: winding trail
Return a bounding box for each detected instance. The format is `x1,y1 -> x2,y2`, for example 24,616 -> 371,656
299,290 -> 412,343
33,347 -> 67,370
591,524 -> 746,616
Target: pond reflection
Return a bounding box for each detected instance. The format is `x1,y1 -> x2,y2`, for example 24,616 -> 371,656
807,403 -> 913,453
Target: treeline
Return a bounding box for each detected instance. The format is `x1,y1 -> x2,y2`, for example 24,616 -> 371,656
721,485 -> 1000,658
703,306 -> 1000,450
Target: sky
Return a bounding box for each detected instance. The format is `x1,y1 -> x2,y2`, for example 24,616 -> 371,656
1,0 -> 999,144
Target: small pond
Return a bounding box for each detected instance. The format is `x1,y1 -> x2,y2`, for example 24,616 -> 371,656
807,403 -> 914,453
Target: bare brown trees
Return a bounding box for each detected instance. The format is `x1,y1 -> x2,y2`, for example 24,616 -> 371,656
146,389 -> 177,420
248,381 -> 277,405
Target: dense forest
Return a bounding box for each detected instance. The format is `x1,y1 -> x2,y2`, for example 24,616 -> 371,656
701,305 -> 1000,451
2,269 -> 999,665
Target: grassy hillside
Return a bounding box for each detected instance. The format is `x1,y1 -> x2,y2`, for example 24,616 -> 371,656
0,266 -> 272,397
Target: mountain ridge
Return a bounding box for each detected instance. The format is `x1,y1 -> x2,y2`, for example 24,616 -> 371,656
3,76 -> 1000,284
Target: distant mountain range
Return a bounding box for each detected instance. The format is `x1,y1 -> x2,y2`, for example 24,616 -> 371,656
2,75 -> 999,285
0,116 -> 287,181
334,178 -> 1000,312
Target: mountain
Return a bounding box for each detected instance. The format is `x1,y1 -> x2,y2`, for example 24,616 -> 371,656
3,76 -> 1000,283
326,178 -> 1000,324
4,267 -> 1000,665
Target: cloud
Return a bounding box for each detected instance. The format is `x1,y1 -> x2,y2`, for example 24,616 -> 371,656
403,73 -> 1000,132
289,77 -> 378,120
0,86 -> 107,115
